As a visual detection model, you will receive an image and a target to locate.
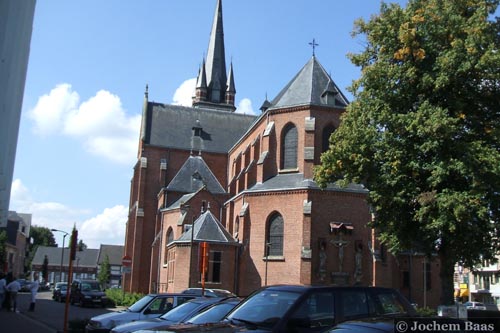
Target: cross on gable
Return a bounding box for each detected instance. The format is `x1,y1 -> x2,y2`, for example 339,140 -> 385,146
309,38 -> 319,56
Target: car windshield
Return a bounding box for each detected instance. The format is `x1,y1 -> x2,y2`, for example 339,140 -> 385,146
128,295 -> 156,312
212,290 -> 236,297
187,302 -> 238,324
60,285 -> 67,291
227,290 -> 301,329
160,301 -> 203,322
82,282 -> 101,291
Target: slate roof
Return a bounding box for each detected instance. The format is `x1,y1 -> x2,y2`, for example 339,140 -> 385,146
165,192 -> 198,211
243,173 -> 368,194
166,155 -> 226,194
269,56 -> 349,110
97,244 -> 124,266
176,209 -> 236,244
144,103 -> 256,153
32,246 -> 99,268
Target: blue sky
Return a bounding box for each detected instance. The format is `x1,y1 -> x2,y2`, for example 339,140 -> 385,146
11,0 -> 408,248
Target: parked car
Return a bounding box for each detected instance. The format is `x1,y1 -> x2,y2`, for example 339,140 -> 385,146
134,285 -> 417,333
181,288 -> 237,298
52,282 -> 66,298
464,301 -> 487,310
70,279 -> 107,308
16,279 -> 30,292
53,282 -> 68,302
144,297 -> 241,332
110,297 -> 233,333
85,293 -> 196,333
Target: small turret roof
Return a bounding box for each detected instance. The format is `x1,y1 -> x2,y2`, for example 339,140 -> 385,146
176,209 -> 236,244
226,62 -> 235,93
166,155 -> 226,194
269,56 -> 349,110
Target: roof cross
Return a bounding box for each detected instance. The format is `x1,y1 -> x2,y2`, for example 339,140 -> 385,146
309,38 -> 319,56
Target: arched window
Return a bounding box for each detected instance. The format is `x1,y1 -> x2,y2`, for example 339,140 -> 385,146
267,213 -> 284,256
167,228 -> 174,244
322,125 -> 336,153
281,124 -> 298,169
234,217 -> 240,240
164,228 -> 174,265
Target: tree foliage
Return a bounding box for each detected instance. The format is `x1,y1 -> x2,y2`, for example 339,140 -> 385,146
77,239 -> 87,251
98,254 -> 111,288
315,0 -> 500,304
31,226 -> 57,247
25,225 -> 58,273
42,255 -> 49,282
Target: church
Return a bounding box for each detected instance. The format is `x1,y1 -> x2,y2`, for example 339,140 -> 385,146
123,0 -> 441,307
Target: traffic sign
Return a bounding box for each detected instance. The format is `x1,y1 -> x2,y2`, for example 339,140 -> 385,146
122,255 -> 132,267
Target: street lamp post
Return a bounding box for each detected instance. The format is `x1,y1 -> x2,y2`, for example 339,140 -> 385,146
51,229 -> 69,283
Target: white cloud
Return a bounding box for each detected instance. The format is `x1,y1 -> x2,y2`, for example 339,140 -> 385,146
29,84 -> 79,136
172,78 -> 196,106
10,179 -> 125,248
79,205 -> 128,248
28,85 -> 141,165
236,98 -> 256,115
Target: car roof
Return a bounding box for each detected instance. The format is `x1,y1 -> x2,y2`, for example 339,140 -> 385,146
147,293 -> 194,297
262,284 -> 397,292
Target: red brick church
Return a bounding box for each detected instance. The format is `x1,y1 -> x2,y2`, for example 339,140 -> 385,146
123,0 -> 441,307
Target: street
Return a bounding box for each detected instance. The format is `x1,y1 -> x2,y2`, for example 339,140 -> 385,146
0,290 -> 122,333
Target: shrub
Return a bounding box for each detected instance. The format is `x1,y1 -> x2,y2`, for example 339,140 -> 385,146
416,306 -> 437,317
105,288 -> 144,307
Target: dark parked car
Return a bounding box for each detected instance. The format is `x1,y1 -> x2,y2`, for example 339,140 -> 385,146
53,283 -> 68,302
110,297 -> 235,333
136,285 -> 418,333
70,279 -> 107,307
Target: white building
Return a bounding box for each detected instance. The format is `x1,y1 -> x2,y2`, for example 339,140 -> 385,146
0,0 -> 36,226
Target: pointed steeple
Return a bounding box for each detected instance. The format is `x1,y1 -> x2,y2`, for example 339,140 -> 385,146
140,84 -> 149,143
193,0 -> 236,112
225,62 -> 236,106
205,0 -> 227,102
196,59 -> 208,89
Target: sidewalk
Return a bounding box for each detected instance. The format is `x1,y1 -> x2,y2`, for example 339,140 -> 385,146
0,308 -> 56,333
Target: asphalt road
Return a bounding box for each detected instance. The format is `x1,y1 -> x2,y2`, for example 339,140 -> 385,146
0,290 -> 123,333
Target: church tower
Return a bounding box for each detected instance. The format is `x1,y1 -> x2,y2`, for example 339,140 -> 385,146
192,0 -> 236,112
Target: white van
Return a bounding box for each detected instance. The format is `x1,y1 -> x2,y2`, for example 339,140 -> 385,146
85,293 -> 195,332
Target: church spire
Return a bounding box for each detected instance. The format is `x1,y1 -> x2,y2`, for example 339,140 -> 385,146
205,0 -> 227,101
192,0 -> 236,112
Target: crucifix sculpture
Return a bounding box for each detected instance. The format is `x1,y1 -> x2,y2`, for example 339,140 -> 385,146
331,233 -> 350,272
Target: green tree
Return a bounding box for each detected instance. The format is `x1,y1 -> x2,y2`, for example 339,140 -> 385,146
41,255 -> 49,282
98,254 -> 111,288
77,239 -> 87,251
31,226 -> 57,247
25,225 -> 58,273
315,0 -> 500,305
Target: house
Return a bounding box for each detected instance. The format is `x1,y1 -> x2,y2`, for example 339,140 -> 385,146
0,211 -> 31,277
31,244 -> 124,285
123,0 -> 442,307
97,244 -> 124,287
